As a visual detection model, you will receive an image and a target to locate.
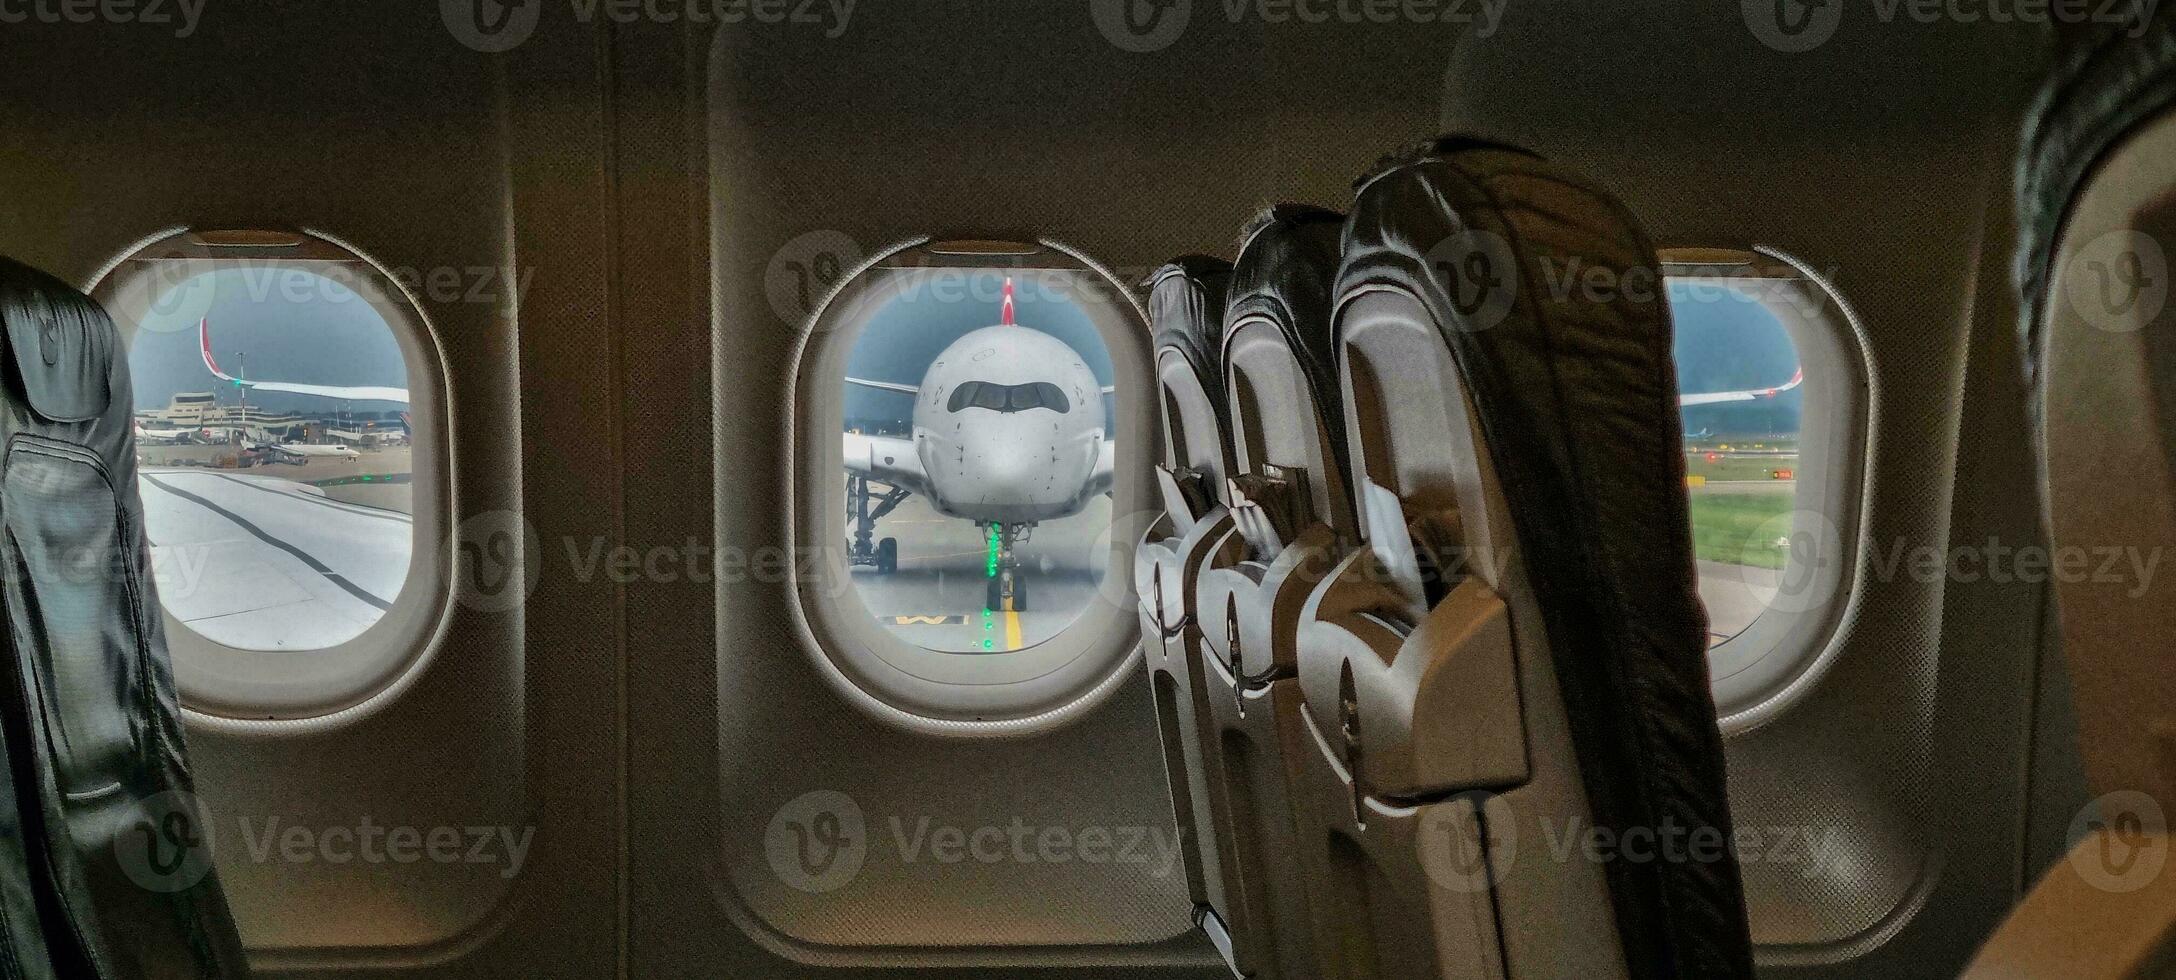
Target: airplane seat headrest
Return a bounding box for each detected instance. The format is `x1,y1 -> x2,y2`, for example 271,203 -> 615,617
1145,255 -> 1232,397
1225,203 -> 1346,417
1336,135 -> 1754,977
1961,17 -> 2176,979
1145,256 -> 1236,516
2015,7 -> 2176,807
1222,204 -> 1353,539
2015,7 -> 2176,388
0,255 -> 115,423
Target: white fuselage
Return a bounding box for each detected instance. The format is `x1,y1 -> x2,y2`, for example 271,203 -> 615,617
910,326 -> 1106,524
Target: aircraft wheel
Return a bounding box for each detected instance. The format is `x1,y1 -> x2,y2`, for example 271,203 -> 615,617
1011,573 -> 1028,612
875,537 -> 898,574
986,576 -> 1003,613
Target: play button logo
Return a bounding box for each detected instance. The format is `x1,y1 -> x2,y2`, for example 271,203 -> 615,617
443,0 -> 542,53
1093,0 -> 1191,53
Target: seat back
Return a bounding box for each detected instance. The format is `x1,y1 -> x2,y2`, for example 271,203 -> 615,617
1146,256 -> 1238,533
1968,13 -> 2176,977
0,257 -> 251,979
1133,257 -> 1250,965
1220,206 -> 1357,562
1189,205 -> 1349,979
1290,137 -> 1753,979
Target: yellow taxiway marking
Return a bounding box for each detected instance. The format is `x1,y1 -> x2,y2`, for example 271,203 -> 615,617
1003,601 -> 1024,651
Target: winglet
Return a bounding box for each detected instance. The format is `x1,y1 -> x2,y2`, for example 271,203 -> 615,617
199,318 -> 239,385
1001,277 -> 1015,326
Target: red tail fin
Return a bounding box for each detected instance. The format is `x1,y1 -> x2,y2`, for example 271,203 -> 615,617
1001,277 -> 1015,326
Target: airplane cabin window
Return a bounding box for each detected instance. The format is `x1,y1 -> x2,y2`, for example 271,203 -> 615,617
94,230 -> 448,719
1671,279 -> 1805,646
1663,250 -> 1871,727
796,240 -> 1149,727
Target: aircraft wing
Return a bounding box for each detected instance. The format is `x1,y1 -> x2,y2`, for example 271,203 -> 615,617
845,377 -> 919,396
268,443 -> 361,459
844,431 -> 930,497
137,469 -> 410,651
1680,367 -> 1803,407
201,318 -> 411,403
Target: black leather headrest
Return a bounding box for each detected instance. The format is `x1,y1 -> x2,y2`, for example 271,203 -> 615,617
1337,138 -> 1545,337
0,256 -> 113,423
1224,203 -> 1347,437
1143,255 -> 1233,401
1339,136 -> 1755,978
2016,9 -> 2176,382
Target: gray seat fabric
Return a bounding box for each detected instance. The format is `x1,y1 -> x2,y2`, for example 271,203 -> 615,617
0,256 -> 250,979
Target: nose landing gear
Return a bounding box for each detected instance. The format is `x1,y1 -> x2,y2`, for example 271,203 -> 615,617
984,522 -> 1033,612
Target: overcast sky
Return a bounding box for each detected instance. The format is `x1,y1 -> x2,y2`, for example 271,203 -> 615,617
1672,282 -> 1802,437
128,269 -> 408,413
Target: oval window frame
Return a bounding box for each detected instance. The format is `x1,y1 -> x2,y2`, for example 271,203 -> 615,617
1662,248 -> 1876,731
785,237 -> 1153,731
92,229 -> 454,722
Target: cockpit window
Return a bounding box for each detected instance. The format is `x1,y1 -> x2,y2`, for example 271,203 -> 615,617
947,380 -> 1070,414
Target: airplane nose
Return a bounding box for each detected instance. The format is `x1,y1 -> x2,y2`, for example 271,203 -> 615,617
977,448 -> 1053,496
972,433 -> 1086,502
